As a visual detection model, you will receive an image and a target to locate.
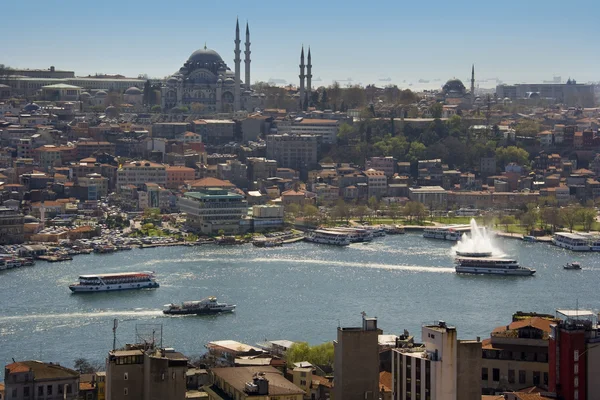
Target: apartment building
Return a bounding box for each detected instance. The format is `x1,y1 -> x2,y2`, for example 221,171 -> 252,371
265,134 -> 319,172
178,188 -> 247,234
116,161 -> 166,190
4,360 -> 80,400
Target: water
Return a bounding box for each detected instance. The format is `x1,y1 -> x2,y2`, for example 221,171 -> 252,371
1,234 -> 598,368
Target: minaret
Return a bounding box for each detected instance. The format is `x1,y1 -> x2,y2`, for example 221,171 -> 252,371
244,22 -> 251,89
471,64 -> 475,104
306,47 -> 312,108
234,18 -> 241,111
299,46 -> 305,111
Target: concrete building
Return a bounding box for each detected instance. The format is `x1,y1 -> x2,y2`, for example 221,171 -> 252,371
391,321 -> 481,400
366,157 -> 396,177
334,314 -> 381,400
105,345 -> 188,400
252,204 -> 284,232
265,134 -> 319,172
4,360 -> 80,400
496,82 -> 595,106
193,120 -> 236,144
76,142 -> 116,159
549,309 -> 600,400
205,366 -> 304,400
280,118 -> 339,144
481,312 -> 557,394
78,173 -> 109,200
247,157 -> 278,183
409,186 -> 447,209
116,161 -> 166,190
165,165 -> 195,189
178,188 -> 247,234
205,341 -> 264,367
0,206 -> 24,244
364,169 -> 388,199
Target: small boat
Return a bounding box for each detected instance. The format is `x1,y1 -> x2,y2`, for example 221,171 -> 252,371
163,296 -> 236,315
564,262 -> 582,270
252,238 -> 283,248
522,236 -> 537,242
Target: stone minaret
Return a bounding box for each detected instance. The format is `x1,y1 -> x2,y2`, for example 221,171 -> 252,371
234,18 -> 241,111
306,47 -> 312,108
244,22 -> 251,89
299,45 -> 305,110
471,64 -> 475,104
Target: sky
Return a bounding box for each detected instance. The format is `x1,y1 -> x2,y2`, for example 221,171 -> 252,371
3,0 -> 600,89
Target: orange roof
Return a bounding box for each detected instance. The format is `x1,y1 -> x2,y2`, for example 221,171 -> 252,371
379,371 -> 392,392
79,382 -> 95,391
188,177 -> 235,188
281,190 -> 305,196
166,165 -> 195,171
31,201 -> 62,207
6,362 -> 31,373
298,118 -> 338,125
492,317 -> 555,335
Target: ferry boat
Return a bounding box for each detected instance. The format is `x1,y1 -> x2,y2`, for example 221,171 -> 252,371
423,225 -> 469,241
326,227 -> 373,243
69,271 -> 160,293
455,257 -> 535,276
304,229 -> 351,246
552,232 -> 591,252
163,296 -> 236,315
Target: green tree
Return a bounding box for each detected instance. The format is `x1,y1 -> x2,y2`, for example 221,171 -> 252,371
499,215 -> 516,232
331,199 -> 350,223
515,119 -> 540,137
407,141 -> 426,162
354,205 -> 369,222
286,342 -> 334,367
73,358 -> 102,374
430,103 -> 443,118
561,207 -> 580,232
389,203 -> 401,223
151,105 -> 162,113
496,146 -> 529,168
303,204 -> 319,224
521,209 -> 539,234
578,207 -> 596,232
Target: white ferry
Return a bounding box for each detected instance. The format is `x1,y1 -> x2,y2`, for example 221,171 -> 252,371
69,271 -> 160,293
163,296 -> 236,315
304,229 -> 351,246
455,257 -> 535,276
552,232 -> 591,252
423,225 -> 470,241
326,227 -> 374,242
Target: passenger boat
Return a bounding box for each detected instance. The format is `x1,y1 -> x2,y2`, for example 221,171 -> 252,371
522,235 -> 537,242
383,225 -> 405,234
69,271 -> 159,292
423,225 -> 469,241
564,262 -> 582,270
455,257 -> 535,276
163,296 -> 236,315
304,229 -> 351,246
552,233 -> 591,251
326,227 -> 373,243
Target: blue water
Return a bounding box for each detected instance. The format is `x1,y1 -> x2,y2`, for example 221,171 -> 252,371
1,233 -> 598,368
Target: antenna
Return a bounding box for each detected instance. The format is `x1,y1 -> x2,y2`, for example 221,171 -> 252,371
113,319 -> 118,351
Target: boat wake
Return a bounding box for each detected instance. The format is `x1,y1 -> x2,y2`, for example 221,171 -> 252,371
0,309 -> 163,322
249,257 -> 455,273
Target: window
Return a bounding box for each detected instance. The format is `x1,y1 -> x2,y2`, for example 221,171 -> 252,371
47,385 -> 53,395
574,350 -> 579,361
481,367 -> 488,381
519,370 -> 526,384
574,390 -> 579,400
574,376 -> 579,388
124,388 -> 129,396
533,371 -> 540,385
172,372 -> 176,380
38,386 -> 43,396
23,387 -> 29,397
124,372 -> 129,380
508,369 -> 515,384
574,363 -> 579,374
66,384 -> 72,394
493,368 -> 500,382
58,384 -> 64,394
544,372 -> 548,386
12,388 -> 17,398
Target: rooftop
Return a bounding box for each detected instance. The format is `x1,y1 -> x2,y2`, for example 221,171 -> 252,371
6,361 -> 79,380
210,366 -> 304,396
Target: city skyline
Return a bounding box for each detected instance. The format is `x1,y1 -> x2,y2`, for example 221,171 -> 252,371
4,0 -> 600,88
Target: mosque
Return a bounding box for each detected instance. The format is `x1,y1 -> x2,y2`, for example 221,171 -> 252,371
161,19 -> 263,113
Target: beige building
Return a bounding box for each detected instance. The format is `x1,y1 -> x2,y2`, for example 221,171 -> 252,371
205,341 -> 265,367
364,169 -> 387,199
205,366 -> 304,400
284,118 -> 339,144
105,345 -> 188,400
409,186 -> 447,209
178,189 -> 247,234
334,315 -> 381,400
265,134 -> 319,171
4,360 -> 80,400
481,314 -> 557,395
0,206 -> 24,244
117,160 -> 167,190
391,321 -> 481,400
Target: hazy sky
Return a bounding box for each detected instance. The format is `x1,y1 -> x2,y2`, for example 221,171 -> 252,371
4,0 -> 599,88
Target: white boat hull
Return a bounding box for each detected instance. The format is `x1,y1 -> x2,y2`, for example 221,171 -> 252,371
552,239 -> 590,251
69,281 -> 159,292
455,266 -> 535,276
304,237 -> 350,246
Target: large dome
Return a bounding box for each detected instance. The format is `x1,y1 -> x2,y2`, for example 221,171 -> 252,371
188,48 -> 224,64
443,79 -> 466,94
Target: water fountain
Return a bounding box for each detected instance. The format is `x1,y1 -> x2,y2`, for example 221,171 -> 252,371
453,218 -> 501,257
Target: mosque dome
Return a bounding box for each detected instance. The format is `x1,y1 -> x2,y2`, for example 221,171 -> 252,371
105,105 -> 118,118
125,87 -> 142,95
188,47 -> 224,64
224,77 -> 235,84
96,90 -> 108,97
80,92 -> 91,99
442,79 -> 466,94
23,103 -> 40,112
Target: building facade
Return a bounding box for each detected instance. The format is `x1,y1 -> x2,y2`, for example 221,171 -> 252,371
4,361 -> 80,400
265,134 -> 319,172
178,188 -> 247,234
0,206 -> 24,244
116,161 -> 167,190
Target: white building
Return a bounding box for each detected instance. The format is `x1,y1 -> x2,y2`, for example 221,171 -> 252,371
252,204 -> 284,231
409,186 -> 448,209
281,118 -> 339,144
366,156 -> 396,177
117,160 -> 166,190
364,169 -> 387,199
178,188 -> 247,234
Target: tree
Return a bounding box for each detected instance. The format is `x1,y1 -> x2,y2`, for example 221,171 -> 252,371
515,119 -> 540,137
331,199 -> 350,223
520,209 -> 539,234
190,102 -> 205,114
285,203 -> 301,222
430,103 -> 443,118
389,203 -> 401,223
73,358 -> 102,374
540,207 -> 561,232
407,141 -> 426,162
151,105 -> 162,113
286,342 -> 334,367
354,205 -> 369,222
303,204 -> 319,224
578,207 -> 596,232
561,207 -> 580,232
499,215 -> 516,233
496,146 -> 529,168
